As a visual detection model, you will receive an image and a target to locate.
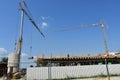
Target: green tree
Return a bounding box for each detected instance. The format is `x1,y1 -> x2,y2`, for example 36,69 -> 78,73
1,57 -> 8,63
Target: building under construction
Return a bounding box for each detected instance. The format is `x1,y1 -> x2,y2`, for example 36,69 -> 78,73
36,54 -> 120,67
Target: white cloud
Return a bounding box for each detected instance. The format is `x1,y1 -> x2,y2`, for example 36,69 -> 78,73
40,16 -> 52,28
0,48 -> 7,55
41,22 -> 48,28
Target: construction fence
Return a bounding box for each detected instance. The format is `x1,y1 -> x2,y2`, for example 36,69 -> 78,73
27,64 -> 120,80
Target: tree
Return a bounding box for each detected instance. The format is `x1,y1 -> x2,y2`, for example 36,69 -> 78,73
1,57 -> 8,63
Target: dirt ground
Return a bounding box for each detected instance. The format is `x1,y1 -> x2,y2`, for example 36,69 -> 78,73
1,76 -> 120,80
72,76 -> 120,80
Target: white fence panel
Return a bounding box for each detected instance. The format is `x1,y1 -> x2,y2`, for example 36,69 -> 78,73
27,64 -> 120,80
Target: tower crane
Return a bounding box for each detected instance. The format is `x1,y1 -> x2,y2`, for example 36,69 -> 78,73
17,1 -> 45,70
7,1 -> 45,76
59,23 -> 109,56
59,23 -> 110,80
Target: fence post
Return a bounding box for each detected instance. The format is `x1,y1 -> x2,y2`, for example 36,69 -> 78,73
105,58 -> 110,80
48,62 -> 51,80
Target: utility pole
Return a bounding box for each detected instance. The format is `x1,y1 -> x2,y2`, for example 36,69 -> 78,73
101,23 -> 110,80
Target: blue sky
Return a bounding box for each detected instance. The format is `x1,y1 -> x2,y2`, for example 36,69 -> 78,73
0,0 -> 120,66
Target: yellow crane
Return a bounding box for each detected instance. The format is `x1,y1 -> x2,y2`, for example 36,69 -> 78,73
59,22 -> 110,80
59,23 -> 109,56
16,1 -> 45,71
7,1 -> 45,79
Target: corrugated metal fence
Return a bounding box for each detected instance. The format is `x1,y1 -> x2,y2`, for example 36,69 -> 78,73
27,64 -> 120,80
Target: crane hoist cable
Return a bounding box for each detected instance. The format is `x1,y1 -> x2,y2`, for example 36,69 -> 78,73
28,27 -> 34,59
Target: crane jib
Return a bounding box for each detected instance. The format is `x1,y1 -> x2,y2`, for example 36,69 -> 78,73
20,1 -> 45,38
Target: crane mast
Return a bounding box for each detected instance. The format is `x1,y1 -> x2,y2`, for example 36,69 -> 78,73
16,2 -> 25,70
101,23 -> 109,56
92,23 -> 109,56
